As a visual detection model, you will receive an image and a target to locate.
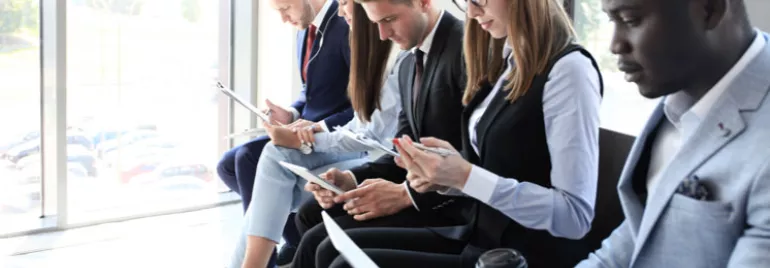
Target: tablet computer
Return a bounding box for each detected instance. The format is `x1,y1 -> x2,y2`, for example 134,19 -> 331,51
279,161 -> 345,195
217,81 -> 275,125
334,127 -> 400,157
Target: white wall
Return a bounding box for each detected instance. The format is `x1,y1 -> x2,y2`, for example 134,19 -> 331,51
747,0 -> 770,31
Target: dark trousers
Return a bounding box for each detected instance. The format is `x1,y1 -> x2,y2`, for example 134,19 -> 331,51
216,135 -> 300,267
292,198 -> 464,268
327,228 -> 466,268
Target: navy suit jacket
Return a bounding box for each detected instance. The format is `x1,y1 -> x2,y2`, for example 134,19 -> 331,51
292,0 -> 353,129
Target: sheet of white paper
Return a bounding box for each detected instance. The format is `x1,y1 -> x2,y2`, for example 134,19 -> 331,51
322,211 -> 379,268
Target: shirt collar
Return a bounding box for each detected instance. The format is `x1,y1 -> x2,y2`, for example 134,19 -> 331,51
311,0 -> 333,30
663,29 -> 766,129
499,39 -> 515,76
412,10 -> 445,56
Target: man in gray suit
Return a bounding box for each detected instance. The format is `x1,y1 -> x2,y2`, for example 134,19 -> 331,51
579,0 -> 770,267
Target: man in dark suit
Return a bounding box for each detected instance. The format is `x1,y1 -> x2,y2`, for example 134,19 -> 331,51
221,0 -> 353,267
290,0 -> 470,267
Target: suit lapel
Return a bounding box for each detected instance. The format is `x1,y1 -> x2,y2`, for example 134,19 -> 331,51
416,14 -> 455,130
476,86 -> 510,150
617,103 -> 664,234
461,84 -> 494,162
304,1 -> 338,84
631,41 -> 770,263
402,55 -> 419,137
299,29 -> 309,81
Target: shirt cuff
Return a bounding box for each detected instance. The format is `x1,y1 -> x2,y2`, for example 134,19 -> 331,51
288,107 -> 300,121
437,187 -> 465,196
402,181 -> 420,211
318,120 -> 330,132
343,170 -> 359,187
461,165 -> 500,203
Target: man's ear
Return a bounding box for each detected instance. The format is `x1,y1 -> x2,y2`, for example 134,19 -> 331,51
417,0 -> 430,11
702,0 -> 727,30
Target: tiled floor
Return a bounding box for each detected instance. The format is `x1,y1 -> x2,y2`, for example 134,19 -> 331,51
1,203 -> 245,268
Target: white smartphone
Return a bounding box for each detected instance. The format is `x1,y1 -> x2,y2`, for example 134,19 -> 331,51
279,161 -> 345,195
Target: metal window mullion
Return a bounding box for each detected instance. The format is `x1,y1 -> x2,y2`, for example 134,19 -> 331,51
230,0 -> 259,145
40,0 -> 68,226
218,0 -> 234,156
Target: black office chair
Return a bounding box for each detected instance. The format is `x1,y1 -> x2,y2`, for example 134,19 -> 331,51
583,128 -> 636,252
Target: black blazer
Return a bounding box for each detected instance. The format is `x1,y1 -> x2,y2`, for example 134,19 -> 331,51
349,13 -> 471,214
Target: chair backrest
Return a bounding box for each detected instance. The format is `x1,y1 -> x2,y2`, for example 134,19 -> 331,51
583,128 -> 636,251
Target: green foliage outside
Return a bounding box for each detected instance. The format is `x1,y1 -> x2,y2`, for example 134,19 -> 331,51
0,0 -> 39,35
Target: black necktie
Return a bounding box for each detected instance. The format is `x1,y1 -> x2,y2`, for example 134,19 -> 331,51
412,50 -> 424,109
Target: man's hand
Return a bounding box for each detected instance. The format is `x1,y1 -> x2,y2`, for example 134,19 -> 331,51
263,123 -> 301,149
304,168 -> 357,209
265,99 -> 293,125
287,119 -> 315,129
334,179 -> 412,221
406,171 -> 450,193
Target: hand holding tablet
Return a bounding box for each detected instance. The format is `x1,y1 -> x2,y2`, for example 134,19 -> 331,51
216,81 -> 283,126
280,161 -> 345,195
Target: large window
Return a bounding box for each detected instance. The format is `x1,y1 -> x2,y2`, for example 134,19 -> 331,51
0,0 -> 42,234
573,0 -> 659,136
64,0 -> 225,222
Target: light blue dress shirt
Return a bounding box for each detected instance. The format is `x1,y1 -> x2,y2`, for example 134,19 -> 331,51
446,46 -> 602,239
311,55 -> 403,154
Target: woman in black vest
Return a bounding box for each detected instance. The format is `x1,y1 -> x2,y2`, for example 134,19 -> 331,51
318,0 -> 603,267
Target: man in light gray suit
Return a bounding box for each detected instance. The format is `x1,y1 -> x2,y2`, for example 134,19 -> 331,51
579,0 -> 770,267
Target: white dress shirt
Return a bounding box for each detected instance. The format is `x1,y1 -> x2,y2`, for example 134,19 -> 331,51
646,30 -> 766,193
411,11 -> 444,66
450,43 -> 602,239
288,0 -> 334,121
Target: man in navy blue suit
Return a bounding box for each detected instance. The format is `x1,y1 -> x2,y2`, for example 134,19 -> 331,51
218,0 -> 352,266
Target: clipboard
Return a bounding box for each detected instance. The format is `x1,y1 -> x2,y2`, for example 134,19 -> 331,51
334,127 -> 400,157
279,161 -> 345,195
322,211 -> 379,268
216,81 -> 281,126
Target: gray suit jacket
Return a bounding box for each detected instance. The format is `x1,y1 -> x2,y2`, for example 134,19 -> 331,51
578,33 -> 770,268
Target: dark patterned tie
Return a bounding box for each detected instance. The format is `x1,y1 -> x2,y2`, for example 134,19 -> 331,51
412,49 -> 424,109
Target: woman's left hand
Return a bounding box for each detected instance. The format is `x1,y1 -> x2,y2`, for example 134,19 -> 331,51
293,122 -> 324,146
394,135 -> 472,190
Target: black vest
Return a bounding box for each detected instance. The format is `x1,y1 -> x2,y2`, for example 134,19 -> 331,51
460,45 -> 603,268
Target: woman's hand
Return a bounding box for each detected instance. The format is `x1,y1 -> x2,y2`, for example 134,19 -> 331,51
394,135 -> 472,190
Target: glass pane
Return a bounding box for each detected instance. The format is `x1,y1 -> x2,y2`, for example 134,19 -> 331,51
66,0 -> 224,222
574,0 -> 659,136
0,0 -> 42,234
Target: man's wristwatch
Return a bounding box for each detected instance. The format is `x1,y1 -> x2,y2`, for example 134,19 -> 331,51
299,142 -> 313,154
